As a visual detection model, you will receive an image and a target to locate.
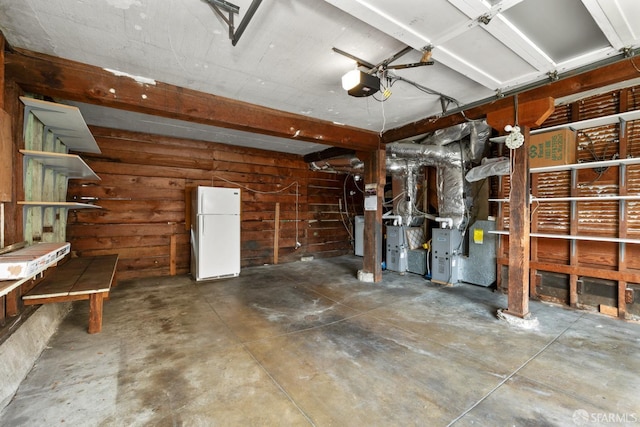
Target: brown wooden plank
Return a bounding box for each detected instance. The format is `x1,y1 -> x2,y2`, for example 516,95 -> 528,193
23,294 -> 90,305
497,257 -> 640,283
69,255 -> 118,295
170,235 -> 177,276
88,292 -> 106,334
274,203 -> 280,265
0,109 -> 12,202
23,258 -> 90,299
362,149 -> 385,282
6,49 -> 379,150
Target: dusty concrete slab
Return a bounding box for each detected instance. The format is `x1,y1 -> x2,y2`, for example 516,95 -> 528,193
1,255 -> 638,426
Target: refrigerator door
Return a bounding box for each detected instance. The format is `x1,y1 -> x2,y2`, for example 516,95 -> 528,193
197,186 -> 240,215
195,213 -> 241,280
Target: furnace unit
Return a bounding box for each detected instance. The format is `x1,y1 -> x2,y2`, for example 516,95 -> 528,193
431,228 -> 463,285
386,225 -> 408,273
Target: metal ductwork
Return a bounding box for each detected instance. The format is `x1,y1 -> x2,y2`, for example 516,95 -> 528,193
307,120 -> 491,230
387,140 -> 471,229
385,120 -> 490,229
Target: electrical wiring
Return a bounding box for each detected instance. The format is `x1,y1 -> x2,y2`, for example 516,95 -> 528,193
340,174 -> 355,242
577,130 -> 618,187
382,191 -> 407,208
212,173 -> 301,248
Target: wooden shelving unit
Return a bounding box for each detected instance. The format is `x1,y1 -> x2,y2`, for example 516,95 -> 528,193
19,97 -> 101,154
18,201 -> 101,209
491,108 -> 640,319
489,157 -> 640,245
18,97 -> 102,244
489,110 -> 640,144
20,150 -> 100,180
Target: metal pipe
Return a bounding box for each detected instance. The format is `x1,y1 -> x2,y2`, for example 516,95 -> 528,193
232,0 -> 264,46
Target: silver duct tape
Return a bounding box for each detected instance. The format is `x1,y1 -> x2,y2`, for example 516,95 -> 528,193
469,120 -> 492,162
437,165 -> 469,229
465,158 -> 510,182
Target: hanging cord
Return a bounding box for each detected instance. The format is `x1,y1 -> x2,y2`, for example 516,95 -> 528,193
212,173 -> 301,248
577,130 -> 616,187
340,174 -> 355,242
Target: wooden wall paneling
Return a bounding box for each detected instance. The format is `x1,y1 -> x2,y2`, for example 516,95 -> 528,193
67,127 -> 352,280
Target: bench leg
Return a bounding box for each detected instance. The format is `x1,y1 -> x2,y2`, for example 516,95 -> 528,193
88,292 -> 106,334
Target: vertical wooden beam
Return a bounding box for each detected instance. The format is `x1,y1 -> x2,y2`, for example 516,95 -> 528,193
487,96 -> 554,318
6,288 -> 19,317
88,292 -> 105,334
273,202 -> 280,265
0,32 -> 4,111
170,234 -> 177,276
506,125 -> 531,317
361,149 -> 385,282
617,89 -> 629,319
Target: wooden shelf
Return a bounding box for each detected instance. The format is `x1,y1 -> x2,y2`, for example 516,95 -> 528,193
489,230 -> 640,244
490,109 -> 640,144
530,109 -> 640,133
20,97 -> 101,154
531,156 -> 640,174
20,150 -> 100,180
18,201 -> 101,209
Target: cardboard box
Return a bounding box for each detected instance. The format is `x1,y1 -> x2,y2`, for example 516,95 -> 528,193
529,128 -> 576,168
0,242 -> 71,280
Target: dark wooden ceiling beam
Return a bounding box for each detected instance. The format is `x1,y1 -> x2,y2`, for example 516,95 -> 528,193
382,56 -> 640,143
5,48 -> 380,151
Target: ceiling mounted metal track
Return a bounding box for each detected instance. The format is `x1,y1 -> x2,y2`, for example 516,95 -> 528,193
203,0 -> 263,46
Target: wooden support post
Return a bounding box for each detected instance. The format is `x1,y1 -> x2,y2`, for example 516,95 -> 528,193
88,292 -> 105,334
361,149 -> 385,283
487,96 -> 554,318
273,202 -> 280,265
0,32 -> 4,111
506,125 -> 531,317
170,234 -> 177,276
6,288 -> 19,317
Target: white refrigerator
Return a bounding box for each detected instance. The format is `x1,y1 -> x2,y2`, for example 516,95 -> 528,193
191,186 -> 241,281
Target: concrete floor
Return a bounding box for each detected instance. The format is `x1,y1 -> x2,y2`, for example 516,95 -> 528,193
1,255 -> 639,426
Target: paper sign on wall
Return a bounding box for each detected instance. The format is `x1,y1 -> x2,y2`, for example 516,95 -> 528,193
364,184 -> 377,211
474,228 -> 484,244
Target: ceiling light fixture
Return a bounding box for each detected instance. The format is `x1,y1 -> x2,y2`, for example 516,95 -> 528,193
342,70 -> 380,97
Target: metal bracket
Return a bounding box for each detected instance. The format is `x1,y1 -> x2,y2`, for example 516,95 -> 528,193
203,0 -> 263,46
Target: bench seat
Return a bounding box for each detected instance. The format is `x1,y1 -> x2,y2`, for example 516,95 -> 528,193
23,254 -> 119,334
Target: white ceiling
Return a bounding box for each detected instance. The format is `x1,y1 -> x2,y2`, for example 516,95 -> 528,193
1,0 -> 639,155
